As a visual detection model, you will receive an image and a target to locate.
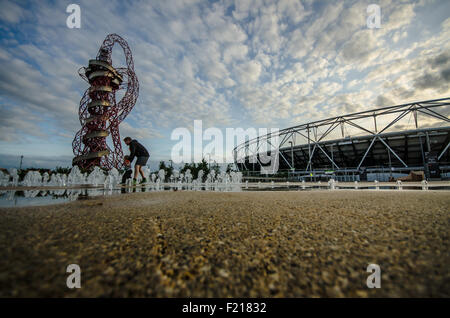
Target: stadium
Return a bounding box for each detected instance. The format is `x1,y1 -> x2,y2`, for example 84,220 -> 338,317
233,97 -> 450,181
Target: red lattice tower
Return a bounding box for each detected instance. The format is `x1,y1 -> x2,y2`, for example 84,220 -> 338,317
72,34 -> 139,170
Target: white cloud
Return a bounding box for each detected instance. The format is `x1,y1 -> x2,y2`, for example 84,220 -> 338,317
235,60 -> 262,84
0,0 -> 449,166
0,0 -> 25,24
223,43 -> 248,64
317,82 -> 343,96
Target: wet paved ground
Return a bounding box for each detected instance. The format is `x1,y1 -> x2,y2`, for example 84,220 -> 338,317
0,190 -> 449,297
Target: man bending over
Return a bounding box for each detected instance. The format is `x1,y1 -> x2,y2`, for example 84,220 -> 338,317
123,136 -> 150,185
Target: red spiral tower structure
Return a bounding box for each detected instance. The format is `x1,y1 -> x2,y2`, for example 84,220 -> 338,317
72,34 -> 139,170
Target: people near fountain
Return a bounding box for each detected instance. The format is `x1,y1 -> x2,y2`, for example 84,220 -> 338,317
123,137 -> 149,185
121,155 -> 133,184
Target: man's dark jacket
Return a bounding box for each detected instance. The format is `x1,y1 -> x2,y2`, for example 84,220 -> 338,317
128,139 -> 149,162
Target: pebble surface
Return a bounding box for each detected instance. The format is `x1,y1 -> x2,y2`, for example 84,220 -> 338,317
0,190 -> 449,297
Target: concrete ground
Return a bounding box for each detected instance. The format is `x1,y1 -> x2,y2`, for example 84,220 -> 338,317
0,190 -> 448,297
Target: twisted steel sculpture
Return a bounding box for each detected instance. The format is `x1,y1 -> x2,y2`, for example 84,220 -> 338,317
72,34 -> 139,170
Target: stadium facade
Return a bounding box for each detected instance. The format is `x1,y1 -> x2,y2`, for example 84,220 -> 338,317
233,97 -> 450,181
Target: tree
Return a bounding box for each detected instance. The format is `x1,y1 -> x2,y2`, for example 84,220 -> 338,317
196,158 -> 210,181
211,162 -> 221,176
180,162 -> 192,175
159,161 -> 167,171
179,159 -> 211,181
158,161 -> 173,179
180,162 -> 198,179
56,166 -> 71,174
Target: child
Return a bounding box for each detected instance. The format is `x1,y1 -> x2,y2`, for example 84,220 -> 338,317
122,155 -> 133,184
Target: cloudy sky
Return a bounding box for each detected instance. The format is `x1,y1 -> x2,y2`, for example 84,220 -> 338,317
0,0 -> 449,169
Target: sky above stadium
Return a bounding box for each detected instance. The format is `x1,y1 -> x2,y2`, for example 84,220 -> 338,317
0,0 -> 449,169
